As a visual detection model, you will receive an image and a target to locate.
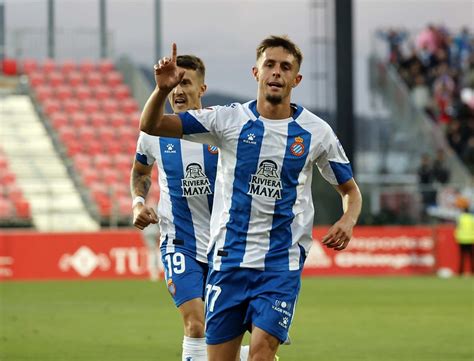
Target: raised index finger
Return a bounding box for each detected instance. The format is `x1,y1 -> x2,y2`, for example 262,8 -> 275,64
171,43 -> 177,62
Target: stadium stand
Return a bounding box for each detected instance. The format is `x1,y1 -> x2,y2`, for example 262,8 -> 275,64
0,94 -> 99,231
379,25 -> 474,173
24,58 -> 158,226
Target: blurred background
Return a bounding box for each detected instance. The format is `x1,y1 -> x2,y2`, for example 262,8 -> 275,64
0,1 -> 473,359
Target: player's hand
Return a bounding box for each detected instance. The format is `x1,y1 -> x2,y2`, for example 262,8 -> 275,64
321,217 -> 354,251
154,43 -> 185,92
132,203 -> 158,230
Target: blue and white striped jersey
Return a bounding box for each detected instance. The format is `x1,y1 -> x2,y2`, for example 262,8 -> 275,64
179,100 -> 353,271
136,133 -> 218,263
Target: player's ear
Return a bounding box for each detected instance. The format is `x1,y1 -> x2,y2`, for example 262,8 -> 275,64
199,83 -> 207,96
292,73 -> 303,88
252,66 -> 259,82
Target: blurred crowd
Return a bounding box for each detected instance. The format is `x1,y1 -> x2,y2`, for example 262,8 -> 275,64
378,25 -> 474,174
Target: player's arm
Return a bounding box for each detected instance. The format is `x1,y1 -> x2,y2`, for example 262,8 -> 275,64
321,178 -> 362,251
130,159 -> 158,230
140,43 -> 184,138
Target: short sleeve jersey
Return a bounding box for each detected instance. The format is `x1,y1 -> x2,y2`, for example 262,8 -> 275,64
136,133 -> 218,263
179,100 -> 353,271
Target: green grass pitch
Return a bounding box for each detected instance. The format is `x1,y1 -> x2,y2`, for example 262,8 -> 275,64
1,277 -> 472,360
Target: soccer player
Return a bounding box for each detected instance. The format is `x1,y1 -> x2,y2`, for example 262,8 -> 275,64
131,55 -> 217,361
139,36 -> 363,361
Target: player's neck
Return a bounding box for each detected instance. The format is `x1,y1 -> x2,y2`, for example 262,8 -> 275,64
256,98 -> 293,120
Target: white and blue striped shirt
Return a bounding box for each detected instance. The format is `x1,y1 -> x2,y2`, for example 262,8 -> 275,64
136,133 -> 218,263
179,100 -> 352,271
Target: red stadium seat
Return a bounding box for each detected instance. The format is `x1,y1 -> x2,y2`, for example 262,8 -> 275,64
48,71 -> 64,86
86,72 -> 103,87
82,99 -> 101,114
0,198 -> 14,218
82,168 -> 100,186
90,112 -> 107,127
110,112 -> 127,127
79,59 -> 96,74
97,126 -> 115,143
105,71 -> 123,86
58,125 -> 77,143
67,71 -> 84,86
42,58 -> 57,73
66,139 -> 83,156
122,141 -> 138,154
29,73 -> 46,88
14,199 -> 31,219
21,58 -> 38,75
0,156 -> 8,170
107,142 -> 122,155
78,126 -> 96,140
114,153 -> 133,168
63,99 -> 81,114
98,59 -> 115,73
94,85 -> 112,100
50,112 -> 69,129
102,99 -> 119,113
0,171 -> 16,185
42,99 -> 61,116
70,112 -> 89,128
73,154 -> 92,171
93,154 -> 112,168
84,140 -> 103,155
6,184 -> 23,201
2,58 -> 18,76
113,84 -> 131,100
34,85 -> 54,102
102,98 -> 120,114
120,98 -> 139,114
60,59 -> 77,74
55,85 -> 73,100
74,85 -> 92,100
102,168 -> 119,184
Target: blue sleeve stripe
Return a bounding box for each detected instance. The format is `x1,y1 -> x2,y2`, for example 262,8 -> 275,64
178,112 -> 209,135
135,153 -> 148,165
329,161 -> 353,184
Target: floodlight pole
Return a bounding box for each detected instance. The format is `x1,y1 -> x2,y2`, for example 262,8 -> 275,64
99,0 -> 107,58
335,0 -> 354,168
47,0 -> 55,58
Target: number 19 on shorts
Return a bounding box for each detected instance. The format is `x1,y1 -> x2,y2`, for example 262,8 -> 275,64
164,253 -> 186,277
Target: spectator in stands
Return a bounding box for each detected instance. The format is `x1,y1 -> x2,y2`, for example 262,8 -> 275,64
462,136 -> 474,174
377,28 -> 407,64
411,74 -> 432,112
432,149 -> 451,184
418,153 -> 436,218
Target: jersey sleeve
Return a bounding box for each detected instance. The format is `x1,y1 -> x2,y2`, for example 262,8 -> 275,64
179,106 -> 222,146
135,131 -> 156,166
315,126 -> 353,185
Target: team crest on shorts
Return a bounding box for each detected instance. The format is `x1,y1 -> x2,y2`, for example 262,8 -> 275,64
167,279 -> 176,296
207,145 -> 218,154
290,136 -> 305,157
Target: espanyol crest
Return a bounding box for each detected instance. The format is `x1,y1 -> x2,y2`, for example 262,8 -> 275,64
290,136 -> 305,157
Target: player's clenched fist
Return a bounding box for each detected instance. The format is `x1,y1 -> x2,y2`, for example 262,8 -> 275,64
133,203 -> 158,230
154,43 -> 185,92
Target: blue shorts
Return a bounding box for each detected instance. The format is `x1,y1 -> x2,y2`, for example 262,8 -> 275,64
205,268 -> 301,345
162,251 -> 208,308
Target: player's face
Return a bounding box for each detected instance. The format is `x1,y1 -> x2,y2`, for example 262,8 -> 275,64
253,47 -> 302,105
168,68 -> 207,113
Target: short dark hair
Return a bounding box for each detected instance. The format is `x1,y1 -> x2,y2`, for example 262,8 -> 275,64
256,35 -> 303,68
176,55 -> 206,79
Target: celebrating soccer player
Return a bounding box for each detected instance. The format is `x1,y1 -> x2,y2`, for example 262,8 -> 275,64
131,55 -> 216,361
140,36 -> 363,361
